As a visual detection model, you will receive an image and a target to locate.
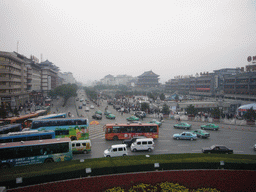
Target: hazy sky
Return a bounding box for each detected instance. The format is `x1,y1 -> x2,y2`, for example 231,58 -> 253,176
1,0 -> 256,84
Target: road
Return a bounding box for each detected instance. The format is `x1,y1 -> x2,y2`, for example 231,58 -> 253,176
51,91 -> 256,160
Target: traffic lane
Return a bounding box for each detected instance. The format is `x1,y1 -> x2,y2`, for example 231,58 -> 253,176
157,122 -> 256,154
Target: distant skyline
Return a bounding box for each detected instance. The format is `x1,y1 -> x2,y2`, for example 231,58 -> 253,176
1,0 -> 256,84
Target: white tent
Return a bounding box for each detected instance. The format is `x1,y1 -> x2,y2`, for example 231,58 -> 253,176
238,103 -> 256,112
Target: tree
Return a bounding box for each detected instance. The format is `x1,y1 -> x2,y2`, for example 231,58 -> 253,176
244,107 -> 256,121
186,105 -> 197,116
0,105 -> 8,119
13,107 -> 19,116
159,93 -> 165,100
211,108 -> 221,119
141,102 -> 149,112
162,103 -> 170,115
52,84 -> 78,106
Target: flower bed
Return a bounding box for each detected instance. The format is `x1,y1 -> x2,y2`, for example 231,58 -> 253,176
8,170 -> 256,192
105,182 -> 220,192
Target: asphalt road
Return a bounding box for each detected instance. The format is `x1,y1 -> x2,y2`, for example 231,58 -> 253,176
51,91 -> 256,160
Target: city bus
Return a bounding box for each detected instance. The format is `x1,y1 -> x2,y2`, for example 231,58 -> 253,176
0,130 -> 55,143
104,123 -> 159,141
25,113 -> 67,128
0,124 -> 22,134
44,106 -> 51,115
35,109 -> 48,116
30,118 -> 89,140
3,113 -> 39,125
0,138 -> 72,168
45,99 -> 52,106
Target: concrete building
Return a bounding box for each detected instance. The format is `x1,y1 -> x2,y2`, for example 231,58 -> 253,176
58,72 -> 76,85
165,67 -> 256,101
39,60 -> 59,96
0,51 -> 29,109
99,74 -> 136,86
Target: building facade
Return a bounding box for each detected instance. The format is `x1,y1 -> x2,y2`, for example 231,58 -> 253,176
0,51 -> 29,109
39,60 -> 59,96
165,67 -> 255,101
136,70 -> 160,88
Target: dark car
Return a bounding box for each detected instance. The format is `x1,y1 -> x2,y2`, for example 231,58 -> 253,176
122,136 -> 147,147
135,111 -> 146,118
202,145 -> 233,154
92,114 -> 102,120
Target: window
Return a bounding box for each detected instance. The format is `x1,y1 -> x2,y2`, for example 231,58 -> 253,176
137,142 -> 141,145
118,147 -> 123,151
142,141 -> 147,145
41,135 -> 52,140
55,130 -> 69,136
148,141 -> 152,144
76,143 -> 81,147
112,148 -> 117,152
82,143 -> 86,146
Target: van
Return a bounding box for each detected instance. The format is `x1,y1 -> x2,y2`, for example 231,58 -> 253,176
104,144 -> 128,157
131,138 -> 154,152
71,140 -> 91,154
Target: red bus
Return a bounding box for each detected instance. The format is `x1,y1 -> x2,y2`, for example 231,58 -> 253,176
104,123 -> 159,141
45,99 -> 52,106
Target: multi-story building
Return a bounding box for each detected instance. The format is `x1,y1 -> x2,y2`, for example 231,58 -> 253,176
223,72 -> 256,101
165,67 -> 256,101
0,51 -> 29,109
136,70 -> 160,88
58,72 -> 76,85
39,60 -> 59,96
99,74 -> 136,86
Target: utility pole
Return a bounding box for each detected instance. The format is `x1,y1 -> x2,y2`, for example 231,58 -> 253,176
17,41 -> 19,53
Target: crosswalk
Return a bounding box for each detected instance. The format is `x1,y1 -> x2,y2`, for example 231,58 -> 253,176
88,124 -> 105,140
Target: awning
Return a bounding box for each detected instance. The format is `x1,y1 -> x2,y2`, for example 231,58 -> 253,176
238,103 -> 256,112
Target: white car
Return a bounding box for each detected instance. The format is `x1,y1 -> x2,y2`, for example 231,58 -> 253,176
90,105 -> 94,109
104,144 -> 128,157
85,107 -> 89,112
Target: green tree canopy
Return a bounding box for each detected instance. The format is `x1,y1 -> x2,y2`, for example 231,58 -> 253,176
141,102 -> 149,112
211,108 -> 221,119
162,103 -> 170,115
159,93 -> 165,100
244,107 -> 256,121
50,84 -> 78,106
186,105 -> 197,116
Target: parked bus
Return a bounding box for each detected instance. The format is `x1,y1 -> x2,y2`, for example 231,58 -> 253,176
0,138 -> 72,168
0,130 -> 55,143
44,106 -> 51,115
0,124 -> 22,135
35,109 -> 48,116
3,113 -> 39,125
104,123 -> 159,141
30,118 -> 89,140
45,99 -> 52,106
25,113 -> 67,128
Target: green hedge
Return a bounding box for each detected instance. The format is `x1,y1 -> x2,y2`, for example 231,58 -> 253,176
1,154 -> 256,185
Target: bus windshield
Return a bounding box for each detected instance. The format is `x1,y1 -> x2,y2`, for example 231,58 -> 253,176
104,123 -> 159,140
